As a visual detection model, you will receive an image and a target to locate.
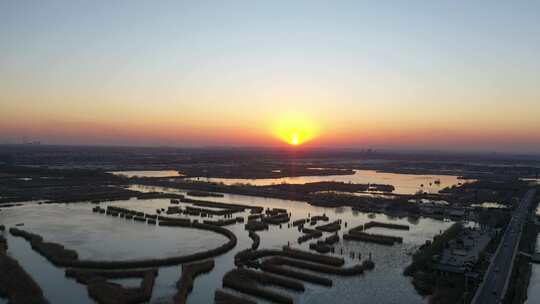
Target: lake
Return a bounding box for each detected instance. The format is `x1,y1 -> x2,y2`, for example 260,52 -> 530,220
188,169 -> 470,195
109,170 -> 182,178
1,185 -> 457,303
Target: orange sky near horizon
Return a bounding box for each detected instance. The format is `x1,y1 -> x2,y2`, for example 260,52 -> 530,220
2,102 -> 539,152
1,1 -> 540,153
1,75 -> 539,151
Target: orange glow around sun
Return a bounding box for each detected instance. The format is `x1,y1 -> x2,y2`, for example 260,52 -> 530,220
271,115 -> 319,146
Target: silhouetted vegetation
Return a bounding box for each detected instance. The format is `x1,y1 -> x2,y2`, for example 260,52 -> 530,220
315,220 -> 341,232
186,191 -> 224,198
259,263 -> 332,286
175,260 -> 215,304
214,289 -> 256,304
344,231 -> 403,246
223,269 -> 294,304
235,246 -> 344,267
249,231 -> 260,250
403,223 -> 464,299
264,257 -> 369,276
0,236 -> 48,304
11,217 -> 237,269
10,227 -> 78,266
404,223 -> 463,277
86,270 -> 157,304
244,221 -> 269,231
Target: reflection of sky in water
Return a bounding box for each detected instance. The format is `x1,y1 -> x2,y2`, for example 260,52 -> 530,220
188,169 -> 472,194
1,188 -> 458,304
528,266 -> 540,304
526,234 -> 540,304
109,277 -> 142,288
470,202 -> 508,209
522,178 -> 540,185
109,170 -> 181,178
0,203 -> 227,261
2,233 -> 93,304
133,186 -> 454,303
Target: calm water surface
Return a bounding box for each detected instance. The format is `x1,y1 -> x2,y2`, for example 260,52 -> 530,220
522,178 -> 540,185
110,170 -> 182,178
0,203 -> 227,261
189,169 -> 470,195
526,233 -> 540,304
0,185 -> 458,304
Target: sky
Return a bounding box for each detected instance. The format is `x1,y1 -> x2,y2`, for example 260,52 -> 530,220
1,1 -> 539,152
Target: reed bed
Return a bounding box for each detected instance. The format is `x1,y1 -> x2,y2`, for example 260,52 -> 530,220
10,228 -> 78,266
202,218 -> 237,227
310,215 -> 329,222
235,247 -> 344,267
174,260 -> 215,304
264,257 -> 368,276
228,268 -> 304,291
186,191 -> 224,198
244,221 -> 269,231
315,220 -> 341,232
363,221 -> 410,231
324,233 -> 340,245
292,219 -> 307,226
259,263 -> 332,286
180,197 -> 260,213
262,214 -> 290,225
248,214 -> 263,221
223,269 -> 294,304
349,221 -> 409,234
214,289 -> 257,304
343,231 -> 402,245
0,248 -> 48,304
11,221 -> 236,269
248,231 -> 260,250
0,235 -> 6,252
86,269 -> 156,304
65,268 -> 158,284
264,208 -> 288,216
298,228 -> 323,244
309,242 -> 331,254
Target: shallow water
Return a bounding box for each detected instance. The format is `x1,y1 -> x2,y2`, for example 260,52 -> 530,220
0,186 -> 458,304
470,202 -> 509,209
110,170 -> 182,178
189,169 -> 471,194
527,265 -> 540,304
526,234 -> 540,304
522,178 -> 540,185
0,203 -> 227,261
135,185 -> 455,303
3,232 -> 93,303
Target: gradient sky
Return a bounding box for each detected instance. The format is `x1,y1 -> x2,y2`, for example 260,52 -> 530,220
1,1 -> 539,152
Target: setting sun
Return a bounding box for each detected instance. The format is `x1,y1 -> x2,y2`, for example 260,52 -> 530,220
271,114 -> 319,146
291,134 -> 299,145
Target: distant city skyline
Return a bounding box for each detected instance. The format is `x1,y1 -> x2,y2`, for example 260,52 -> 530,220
1,1 -> 539,153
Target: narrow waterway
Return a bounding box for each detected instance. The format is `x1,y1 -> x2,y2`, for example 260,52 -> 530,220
525,233 -> 540,303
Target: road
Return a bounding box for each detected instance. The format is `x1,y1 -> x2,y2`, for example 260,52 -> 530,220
472,188 -> 537,304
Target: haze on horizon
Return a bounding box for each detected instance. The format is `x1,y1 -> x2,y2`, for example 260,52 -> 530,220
1,1 -> 539,153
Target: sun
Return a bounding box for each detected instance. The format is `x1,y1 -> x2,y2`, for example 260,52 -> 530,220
271,114 -> 319,146
291,133 -> 300,145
